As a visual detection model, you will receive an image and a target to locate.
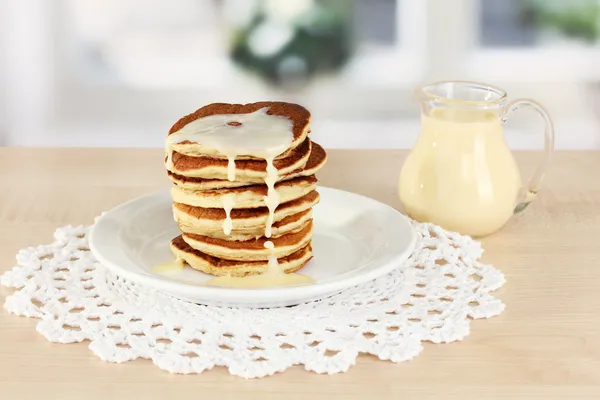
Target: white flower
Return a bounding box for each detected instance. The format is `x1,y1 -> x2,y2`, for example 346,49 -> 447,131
247,20 -> 295,58
263,0 -> 315,24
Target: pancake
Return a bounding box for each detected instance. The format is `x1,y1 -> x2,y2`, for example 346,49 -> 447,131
182,221 -> 313,262
170,175 -> 317,209
164,101 -> 324,280
168,102 -> 311,159
168,141 -> 327,191
173,190 -> 320,233
167,137 -> 311,180
178,209 -> 312,241
171,236 -> 313,277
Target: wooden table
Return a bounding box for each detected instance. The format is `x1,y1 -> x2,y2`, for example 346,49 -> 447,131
0,148 -> 599,399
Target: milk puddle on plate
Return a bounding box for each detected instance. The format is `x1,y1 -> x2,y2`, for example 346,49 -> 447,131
147,226 -> 360,288
159,107 -> 315,288
152,258 -> 184,274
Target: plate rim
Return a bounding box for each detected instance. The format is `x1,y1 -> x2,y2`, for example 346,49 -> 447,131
89,186 -> 417,303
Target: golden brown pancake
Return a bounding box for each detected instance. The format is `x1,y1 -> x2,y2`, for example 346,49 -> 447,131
170,175 -> 317,209
285,140 -> 326,176
173,190 -> 320,233
182,221 -> 313,262
178,209 -> 312,241
167,137 -> 311,179
171,236 -> 313,277
167,141 -> 327,191
168,102 -> 311,158
164,101 -> 324,279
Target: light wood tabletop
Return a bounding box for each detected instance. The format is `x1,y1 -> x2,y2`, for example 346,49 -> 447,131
0,147 -> 599,399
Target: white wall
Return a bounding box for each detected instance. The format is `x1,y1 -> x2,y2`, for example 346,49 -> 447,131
0,0 -> 7,145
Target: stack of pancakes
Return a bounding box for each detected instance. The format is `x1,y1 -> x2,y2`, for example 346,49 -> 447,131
166,102 -> 327,277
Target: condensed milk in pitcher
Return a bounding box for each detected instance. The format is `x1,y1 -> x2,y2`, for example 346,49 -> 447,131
399,81 -> 554,237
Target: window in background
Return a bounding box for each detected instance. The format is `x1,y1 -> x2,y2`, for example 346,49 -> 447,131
472,0 -> 600,80
65,0 -> 410,90
353,0 -> 397,44
64,0 -> 228,88
4,0 -> 427,147
4,0 -> 598,149
470,0 -> 600,149
481,0 -> 600,48
479,0 -> 537,47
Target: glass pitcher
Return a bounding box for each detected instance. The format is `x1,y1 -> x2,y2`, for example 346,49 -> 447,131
399,81 -> 554,237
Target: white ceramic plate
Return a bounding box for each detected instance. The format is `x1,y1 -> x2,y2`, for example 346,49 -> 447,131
89,187 -> 416,308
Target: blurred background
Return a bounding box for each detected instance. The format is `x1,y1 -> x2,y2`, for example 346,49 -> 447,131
1,0 -> 600,149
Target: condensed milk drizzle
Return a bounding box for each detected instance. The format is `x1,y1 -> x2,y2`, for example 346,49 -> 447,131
263,156 -> 281,238
165,107 -> 313,287
263,240 -> 278,275
152,258 -> 184,274
227,157 -> 236,181
262,161 -> 281,278
221,193 -> 236,235
165,107 -> 293,182
165,149 -> 175,171
164,107 -> 311,287
166,107 -> 292,239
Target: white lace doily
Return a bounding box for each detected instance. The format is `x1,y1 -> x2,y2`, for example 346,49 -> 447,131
1,221 -> 505,378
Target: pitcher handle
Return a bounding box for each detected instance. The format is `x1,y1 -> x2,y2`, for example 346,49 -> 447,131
502,98 -> 555,213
